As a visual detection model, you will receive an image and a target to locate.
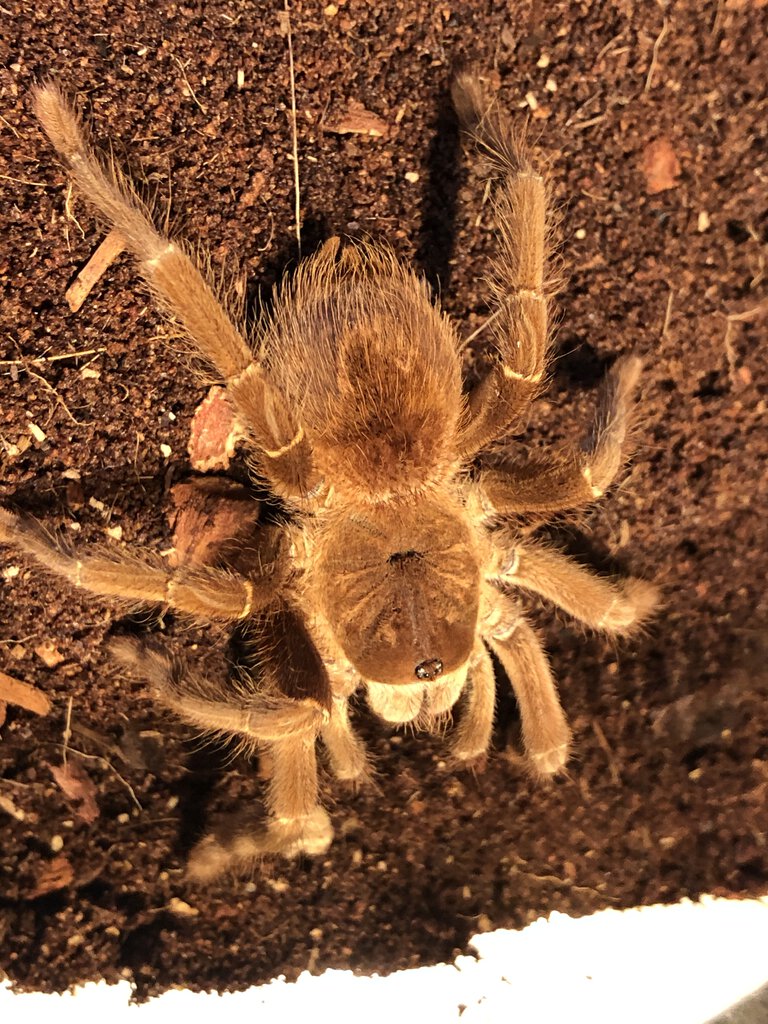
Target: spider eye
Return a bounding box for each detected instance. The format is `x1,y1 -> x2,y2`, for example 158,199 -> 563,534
415,658 -> 443,681
388,549 -> 422,565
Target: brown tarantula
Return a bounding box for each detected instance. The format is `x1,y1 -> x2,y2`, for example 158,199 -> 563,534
0,75 -> 657,879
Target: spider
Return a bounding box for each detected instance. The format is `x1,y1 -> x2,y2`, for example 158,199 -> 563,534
0,74 -> 657,879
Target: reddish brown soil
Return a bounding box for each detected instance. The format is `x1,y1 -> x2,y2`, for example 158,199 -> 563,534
1,0 -> 766,1000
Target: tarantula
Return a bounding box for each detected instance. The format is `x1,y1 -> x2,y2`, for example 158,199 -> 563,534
0,75 -> 657,879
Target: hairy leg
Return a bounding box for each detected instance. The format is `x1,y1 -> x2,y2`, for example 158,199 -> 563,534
481,354 -> 643,516
321,694 -> 371,785
33,83 -> 316,497
451,639 -> 496,765
486,604 -> 571,777
1,509 -> 273,623
493,538 -> 659,634
112,637 -> 331,877
452,72 -> 553,456
187,734 -> 332,881
479,354 -> 643,515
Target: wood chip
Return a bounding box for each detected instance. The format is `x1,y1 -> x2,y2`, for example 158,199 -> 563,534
0,792 -> 24,821
34,641 -> 66,668
66,229 -> 126,312
325,100 -> 388,138
0,670 -> 51,716
168,896 -> 199,917
641,137 -> 681,194
30,853 -> 74,898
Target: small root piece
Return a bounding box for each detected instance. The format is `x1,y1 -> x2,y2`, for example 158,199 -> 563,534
66,229 -> 126,312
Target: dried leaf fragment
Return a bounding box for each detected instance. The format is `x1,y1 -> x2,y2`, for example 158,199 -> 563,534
0,670 -> 51,716
641,137 -> 681,194
49,760 -> 100,824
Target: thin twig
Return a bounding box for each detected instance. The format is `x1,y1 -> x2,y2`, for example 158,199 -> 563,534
66,229 -> 126,311
572,114 -> 607,132
463,308 -> 502,346
720,300 -> 767,387
593,33 -> 625,68
474,179 -> 492,228
68,746 -> 143,812
592,720 -> 621,785
0,114 -> 20,139
0,173 -> 49,188
24,365 -> 80,425
173,56 -> 207,114
661,287 -> 675,339
283,0 -> 302,257
725,299 -> 768,324
62,696 -> 73,767
0,347 -> 106,368
64,182 -> 86,244
645,6 -> 671,92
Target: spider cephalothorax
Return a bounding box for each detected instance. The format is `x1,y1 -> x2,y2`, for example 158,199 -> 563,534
311,493 -> 483,685
0,74 -> 658,878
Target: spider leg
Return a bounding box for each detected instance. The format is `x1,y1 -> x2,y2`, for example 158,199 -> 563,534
321,694 -> 371,786
187,733 -> 332,880
452,73 -> 552,456
485,598 -> 571,777
109,636 -> 320,739
0,509 -> 274,623
111,637 -> 331,877
451,639 -> 496,766
492,538 -> 658,634
32,83 -> 316,498
479,354 -> 643,515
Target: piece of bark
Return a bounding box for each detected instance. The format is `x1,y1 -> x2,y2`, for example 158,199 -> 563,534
0,670 -> 51,716
641,138 -> 681,194
168,477 -> 259,568
187,386 -> 246,471
30,854 -> 75,898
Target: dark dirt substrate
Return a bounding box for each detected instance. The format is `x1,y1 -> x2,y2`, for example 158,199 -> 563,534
1,0 -> 766,1000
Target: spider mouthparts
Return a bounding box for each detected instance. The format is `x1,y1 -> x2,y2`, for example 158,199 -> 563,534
414,658 -> 443,681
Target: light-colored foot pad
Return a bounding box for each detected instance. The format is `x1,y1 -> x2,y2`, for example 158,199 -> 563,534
186,806 -> 333,882
529,741 -> 570,777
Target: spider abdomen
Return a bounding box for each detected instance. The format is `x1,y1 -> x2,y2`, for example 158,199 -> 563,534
264,240 -> 466,498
